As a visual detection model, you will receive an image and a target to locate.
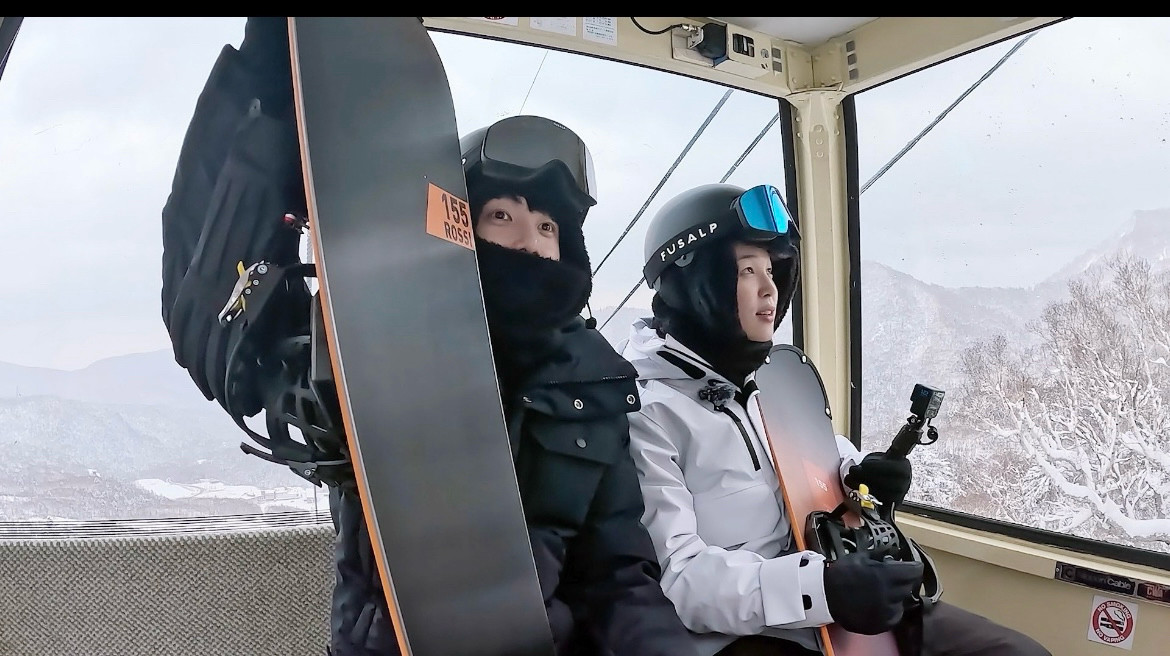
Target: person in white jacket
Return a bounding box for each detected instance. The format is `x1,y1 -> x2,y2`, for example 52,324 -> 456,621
620,183 -> 1051,656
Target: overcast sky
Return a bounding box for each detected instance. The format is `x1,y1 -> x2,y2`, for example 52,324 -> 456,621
2,17 -> 1168,369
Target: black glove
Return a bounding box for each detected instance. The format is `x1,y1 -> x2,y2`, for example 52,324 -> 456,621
823,551 -> 924,635
844,452 -> 913,506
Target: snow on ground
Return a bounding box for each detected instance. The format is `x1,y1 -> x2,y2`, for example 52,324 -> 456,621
134,478 -> 329,513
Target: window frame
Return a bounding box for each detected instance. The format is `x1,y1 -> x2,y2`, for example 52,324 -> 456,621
845,26 -> 1170,571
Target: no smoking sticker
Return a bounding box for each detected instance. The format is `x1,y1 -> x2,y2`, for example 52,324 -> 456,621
1088,595 -> 1138,650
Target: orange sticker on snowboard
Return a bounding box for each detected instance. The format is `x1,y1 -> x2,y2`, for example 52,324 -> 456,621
425,182 -> 475,250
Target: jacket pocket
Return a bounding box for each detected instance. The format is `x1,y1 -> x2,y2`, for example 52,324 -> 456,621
530,419 -> 621,464
524,420 -> 621,529
692,482 -> 783,549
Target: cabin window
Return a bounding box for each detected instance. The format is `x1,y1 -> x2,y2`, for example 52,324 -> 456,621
855,17 -> 1170,556
0,17 -> 335,523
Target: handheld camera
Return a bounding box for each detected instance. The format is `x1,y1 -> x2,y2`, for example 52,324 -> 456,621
888,383 -> 944,459
910,383 -> 944,421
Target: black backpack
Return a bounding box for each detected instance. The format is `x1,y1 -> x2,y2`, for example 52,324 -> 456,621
160,17 -> 350,487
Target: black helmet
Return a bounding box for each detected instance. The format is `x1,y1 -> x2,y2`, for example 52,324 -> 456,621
644,184 -> 738,289
643,183 -> 801,335
460,115 -> 597,220
643,183 -> 799,289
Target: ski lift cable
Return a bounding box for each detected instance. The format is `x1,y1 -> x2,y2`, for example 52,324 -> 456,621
720,112 -> 780,183
591,87 -> 734,277
518,51 -> 549,115
599,276 -> 645,331
600,108 -> 779,330
600,33 -> 1036,329
860,32 -> 1035,195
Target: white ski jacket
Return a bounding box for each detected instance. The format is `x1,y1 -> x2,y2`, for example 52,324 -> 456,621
618,319 -> 864,656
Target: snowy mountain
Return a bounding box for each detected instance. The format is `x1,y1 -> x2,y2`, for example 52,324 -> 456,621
862,207 -> 1170,446
596,208 -> 1170,457
1047,208 -> 1170,283
858,260 -> 1057,442
0,348 -> 211,409
0,396 -> 302,484
4,208 -> 1168,533
0,353 -> 318,520
593,211 -> 1170,550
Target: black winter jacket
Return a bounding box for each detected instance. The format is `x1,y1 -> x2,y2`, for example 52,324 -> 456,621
328,319 -> 696,656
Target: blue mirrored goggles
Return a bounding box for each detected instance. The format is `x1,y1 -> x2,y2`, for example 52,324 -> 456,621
644,184 -> 798,287
733,184 -> 796,238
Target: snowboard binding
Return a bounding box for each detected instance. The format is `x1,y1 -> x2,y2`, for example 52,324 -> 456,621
805,384 -> 946,608
808,484 -> 903,561
217,216 -> 355,489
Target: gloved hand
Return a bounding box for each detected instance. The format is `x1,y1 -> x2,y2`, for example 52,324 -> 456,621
844,452 -> 913,506
823,551 -> 924,635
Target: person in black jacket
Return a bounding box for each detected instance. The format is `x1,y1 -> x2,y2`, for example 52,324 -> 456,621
328,115 -> 697,656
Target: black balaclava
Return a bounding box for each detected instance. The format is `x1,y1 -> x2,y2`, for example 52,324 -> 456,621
468,173 -> 592,398
652,235 -> 795,388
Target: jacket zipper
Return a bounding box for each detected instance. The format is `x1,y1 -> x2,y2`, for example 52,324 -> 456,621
717,406 -> 761,471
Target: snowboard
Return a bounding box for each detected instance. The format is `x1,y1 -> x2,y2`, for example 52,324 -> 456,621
287,17 -> 554,655
0,17 -> 22,85
753,344 -> 900,656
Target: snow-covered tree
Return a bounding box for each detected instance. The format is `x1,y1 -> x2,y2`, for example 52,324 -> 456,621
959,255 -> 1170,550
904,445 -> 962,507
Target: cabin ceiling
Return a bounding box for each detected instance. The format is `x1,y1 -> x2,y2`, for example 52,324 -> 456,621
712,16 -> 878,46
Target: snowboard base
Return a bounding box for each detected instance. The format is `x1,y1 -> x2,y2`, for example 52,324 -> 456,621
754,345 -> 900,656
288,16 -> 554,655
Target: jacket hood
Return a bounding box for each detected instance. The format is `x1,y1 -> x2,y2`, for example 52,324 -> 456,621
619,318 -> 751,391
